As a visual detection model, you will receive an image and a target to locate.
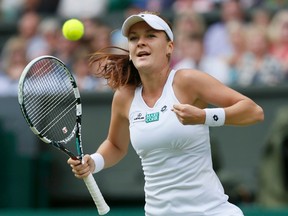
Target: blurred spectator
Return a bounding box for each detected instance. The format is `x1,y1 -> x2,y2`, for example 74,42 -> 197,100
0,0 -> 24,21
234,26 -> 284,86
52,35 -> 80,71
57,0 -> 108,19
172,0 -> 214,14
174,34 -> 230,85
81,18 -> 101,46
38,16 -> 62,56
172,11 -> 206,66
173,11 -> 206,38
204,0 -> 245,58
0,36 -> 28,96
74,18 -> 112,52
16,11 -> 50,60
71,47 -> 109,92
0,0 -> 60,22
88,22 -> 112,52
224,21 -> 247,84
249,7 -> 271,30
144,0 -> 175,13
268,10 -> 288,80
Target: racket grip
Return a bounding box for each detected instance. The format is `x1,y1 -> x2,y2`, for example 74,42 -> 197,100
83,173 -> 110,215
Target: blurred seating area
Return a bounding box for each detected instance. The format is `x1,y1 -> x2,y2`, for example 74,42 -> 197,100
0,0 -> 288,96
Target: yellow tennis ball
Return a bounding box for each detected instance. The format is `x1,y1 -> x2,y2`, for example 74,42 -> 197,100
62,18 -> 84,41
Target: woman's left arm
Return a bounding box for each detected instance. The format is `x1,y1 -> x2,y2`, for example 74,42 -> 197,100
222,97 -> 264,126
173,69 -> 264,126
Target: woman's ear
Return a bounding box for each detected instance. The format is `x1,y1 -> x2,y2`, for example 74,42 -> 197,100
166,41 -> 174,58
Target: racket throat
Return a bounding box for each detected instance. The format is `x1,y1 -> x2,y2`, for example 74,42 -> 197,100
52,141 -> 78,160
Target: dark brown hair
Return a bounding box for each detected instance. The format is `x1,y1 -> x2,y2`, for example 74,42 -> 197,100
89,46 -> 140,90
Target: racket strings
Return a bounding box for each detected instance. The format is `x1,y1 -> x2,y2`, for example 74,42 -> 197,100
26,68 -> 73,124
40,102 -> 76,138
23,59 -> 78,143
29,90 -> 75,127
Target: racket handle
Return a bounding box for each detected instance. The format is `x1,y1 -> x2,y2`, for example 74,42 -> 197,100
83,173 -> 110,215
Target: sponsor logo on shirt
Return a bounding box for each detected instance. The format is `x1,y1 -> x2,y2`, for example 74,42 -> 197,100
132,112 -> 145,123
145,112 -> 159,123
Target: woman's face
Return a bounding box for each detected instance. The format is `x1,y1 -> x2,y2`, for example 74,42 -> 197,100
127,21 -> 173,72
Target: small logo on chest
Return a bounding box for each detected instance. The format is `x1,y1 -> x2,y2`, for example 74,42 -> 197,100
161,105 -> 167,112
145,112 -> 160,123
133,112 -> 145,122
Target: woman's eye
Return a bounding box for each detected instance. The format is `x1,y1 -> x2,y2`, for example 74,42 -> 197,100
128,34 -> 156,41
129,36 -> 137,41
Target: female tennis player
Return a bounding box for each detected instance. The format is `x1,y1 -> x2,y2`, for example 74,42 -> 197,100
68,11 -> 264,216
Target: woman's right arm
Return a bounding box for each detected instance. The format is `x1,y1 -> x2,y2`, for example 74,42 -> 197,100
68,88 -> 132,178
96,88 -> 132,168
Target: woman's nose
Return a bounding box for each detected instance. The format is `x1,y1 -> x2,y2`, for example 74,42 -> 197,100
137,36 -> 146,47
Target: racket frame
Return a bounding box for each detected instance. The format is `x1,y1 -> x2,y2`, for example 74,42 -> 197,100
18,55 -> 110,215
18,56 -> 81,159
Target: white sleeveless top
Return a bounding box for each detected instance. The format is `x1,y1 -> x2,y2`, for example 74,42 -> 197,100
129,69 -> 244,216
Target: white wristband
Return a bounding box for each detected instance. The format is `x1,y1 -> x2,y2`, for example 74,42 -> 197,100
204,108 -> 225,127
90,153 -> 105,174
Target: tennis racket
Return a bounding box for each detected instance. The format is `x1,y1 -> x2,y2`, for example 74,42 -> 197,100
18,55 -> 110,215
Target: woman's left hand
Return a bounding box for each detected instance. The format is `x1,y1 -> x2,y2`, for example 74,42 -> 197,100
172,104 -> 205,125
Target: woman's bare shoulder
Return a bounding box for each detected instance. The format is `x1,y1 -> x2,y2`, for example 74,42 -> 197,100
173,69 -> 202,89
174,68 -> 219,89
174,68 -> 205,81
114,85 -> 135,101
173,69 -> 217,106
113,85 -> 136,117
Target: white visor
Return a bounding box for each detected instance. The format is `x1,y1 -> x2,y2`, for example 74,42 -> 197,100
121,13 -> 174,41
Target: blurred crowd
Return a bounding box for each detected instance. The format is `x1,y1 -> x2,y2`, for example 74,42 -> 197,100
0,0 -> 288,96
